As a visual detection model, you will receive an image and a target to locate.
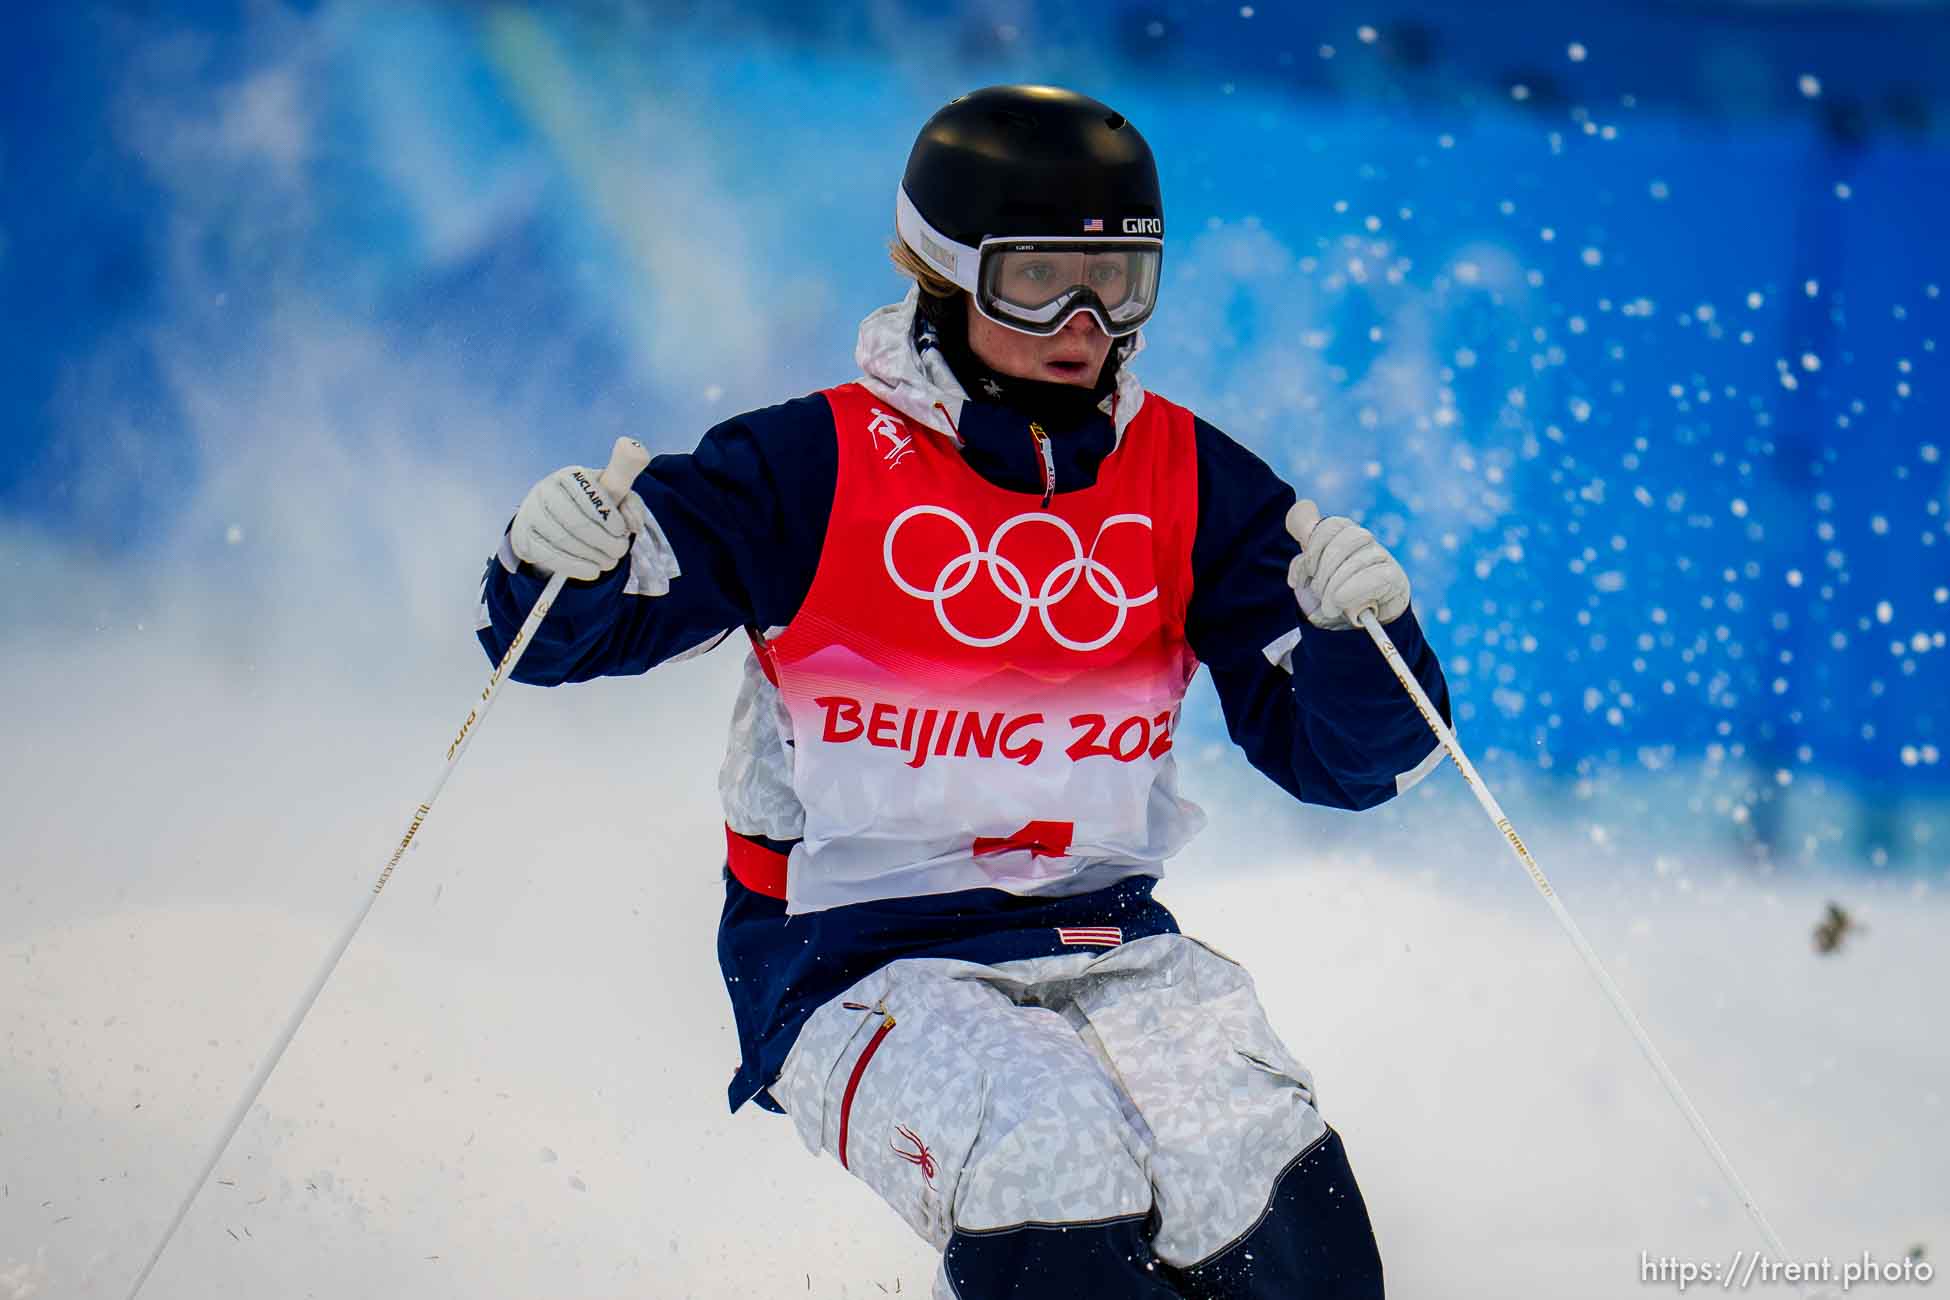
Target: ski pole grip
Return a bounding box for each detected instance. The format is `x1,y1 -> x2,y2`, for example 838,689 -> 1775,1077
597,436 -> 652,503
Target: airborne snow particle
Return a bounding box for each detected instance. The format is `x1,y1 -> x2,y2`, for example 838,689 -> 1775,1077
1649,179 -> 1670,200
225,524 -> 244,545
1798,74 -> 1822,98
1568,42 -> 1588,62
1357,24 -> 1377,42
1876,601 -> 1894,625
1581,247 -> 1603,266
1835,182 -> 1853,200
1747,291 -> 1764,309
1511,84 -> 1532,102
1800,352 -> 1821,372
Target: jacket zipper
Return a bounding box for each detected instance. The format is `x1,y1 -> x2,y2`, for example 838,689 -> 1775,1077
1029,422 -> 1056,508
838,1010 -> 897,1170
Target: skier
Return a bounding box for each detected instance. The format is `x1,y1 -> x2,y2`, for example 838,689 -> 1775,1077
479,85 -> 1449,1298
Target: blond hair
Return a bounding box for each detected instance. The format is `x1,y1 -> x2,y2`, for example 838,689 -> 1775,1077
888,238 -> 960,302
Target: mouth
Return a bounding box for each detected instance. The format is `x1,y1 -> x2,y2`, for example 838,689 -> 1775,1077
1041,357 -> 1093,379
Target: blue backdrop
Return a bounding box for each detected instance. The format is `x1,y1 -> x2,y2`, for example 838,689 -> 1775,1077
4,0 -> 1945,856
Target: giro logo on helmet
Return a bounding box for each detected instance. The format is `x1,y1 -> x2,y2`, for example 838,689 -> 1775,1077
1122,217 -> 1162,235
882,504 -> 1156,651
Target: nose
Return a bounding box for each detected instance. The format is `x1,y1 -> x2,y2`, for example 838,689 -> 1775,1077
1059,311 -> 1105,339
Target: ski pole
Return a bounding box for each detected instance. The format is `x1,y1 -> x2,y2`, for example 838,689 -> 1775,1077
125,437 -> 653,1300
1355,608 -> 1809,1286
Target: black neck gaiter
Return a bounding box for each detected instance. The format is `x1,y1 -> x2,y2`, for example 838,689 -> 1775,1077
915,292 -> 1124,435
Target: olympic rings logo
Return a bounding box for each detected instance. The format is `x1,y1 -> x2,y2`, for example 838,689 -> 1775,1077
882,505 -> 1156,651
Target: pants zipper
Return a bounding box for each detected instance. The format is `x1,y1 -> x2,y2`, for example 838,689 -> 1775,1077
838,1011 -> 897,1170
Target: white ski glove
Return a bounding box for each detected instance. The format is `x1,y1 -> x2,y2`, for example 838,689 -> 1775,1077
1285,499 -> 1411,630
509,464 -> 652,581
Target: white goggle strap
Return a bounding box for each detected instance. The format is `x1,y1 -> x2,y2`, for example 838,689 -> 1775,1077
895,186 -> 982,296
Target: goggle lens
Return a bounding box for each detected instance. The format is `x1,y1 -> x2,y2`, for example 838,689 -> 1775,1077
976,241 -> 1161,337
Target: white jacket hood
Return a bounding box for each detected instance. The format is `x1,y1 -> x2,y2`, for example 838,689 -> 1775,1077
854,286 -> 1148,445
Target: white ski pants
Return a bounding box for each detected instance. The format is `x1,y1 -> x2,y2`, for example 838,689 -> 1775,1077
772,933 -> 1356,1298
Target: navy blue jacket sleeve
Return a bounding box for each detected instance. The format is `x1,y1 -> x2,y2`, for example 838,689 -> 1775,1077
477,394 -> 837,683
1183,417 -> 1451,811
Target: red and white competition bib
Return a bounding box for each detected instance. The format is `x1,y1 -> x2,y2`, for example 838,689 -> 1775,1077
757,383 -> 1206,913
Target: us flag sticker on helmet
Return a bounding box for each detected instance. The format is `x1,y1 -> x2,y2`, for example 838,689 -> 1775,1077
1082,217 -> 1104,232
1056,926 -> 1123,948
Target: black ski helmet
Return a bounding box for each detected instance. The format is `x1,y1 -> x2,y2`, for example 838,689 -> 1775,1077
897,85 -> 1164,337
901,85 -> 1163,248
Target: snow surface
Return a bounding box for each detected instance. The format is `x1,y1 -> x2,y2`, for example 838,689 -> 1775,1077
1,635 -> 1943,1299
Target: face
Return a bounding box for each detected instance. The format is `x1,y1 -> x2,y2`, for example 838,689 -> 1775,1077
965,296 -> 1114,387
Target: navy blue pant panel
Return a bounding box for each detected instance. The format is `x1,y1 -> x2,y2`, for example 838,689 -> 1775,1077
942,1214 -> 1184,1298
938,1128 -> 1383,1299
1167,1127 -> 1385,1299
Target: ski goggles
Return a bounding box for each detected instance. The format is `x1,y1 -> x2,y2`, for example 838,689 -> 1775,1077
975,240 -> 1162,337
897,188 -> 1163,337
